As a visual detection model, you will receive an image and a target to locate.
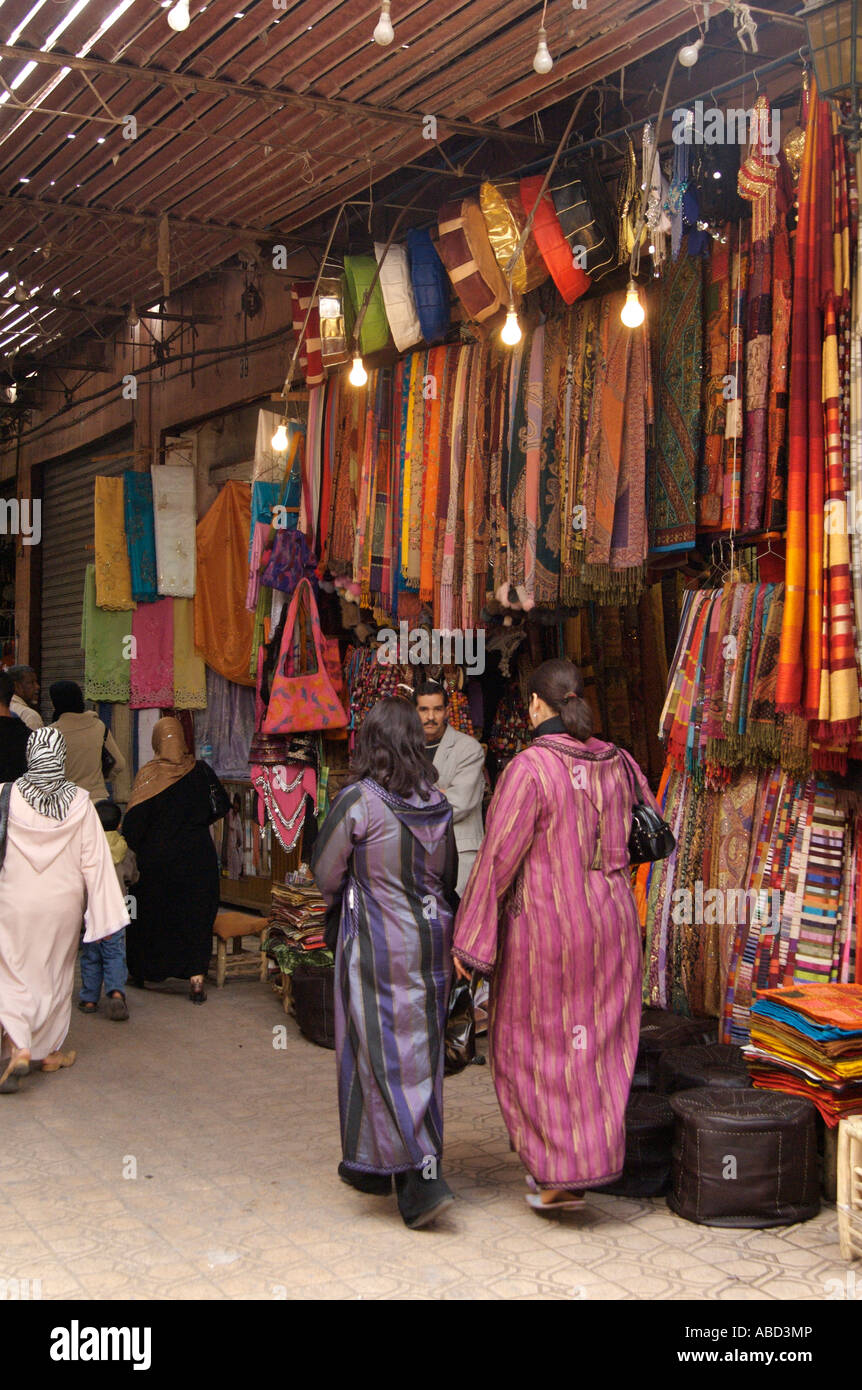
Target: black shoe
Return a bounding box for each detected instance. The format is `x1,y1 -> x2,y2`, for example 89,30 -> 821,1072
189,981 -> 207,1004
394,1168 -> 454,1228
338,1161 -> 392,1196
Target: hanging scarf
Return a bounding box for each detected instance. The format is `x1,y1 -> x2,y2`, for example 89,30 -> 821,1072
419,346 -> 447,602
172,597 -> 206,710
81,564 -> 132,703
720,223 -> 749,531
130,596 -> 174,709
152,463 -> 196,598
536,319 -> 564,609
652,244 -> 701,550
94,476 -> 135,611
123,471 -> 157,604
16,726 -> 78,821
777,88 -> 832,716
699,229 -> 732,529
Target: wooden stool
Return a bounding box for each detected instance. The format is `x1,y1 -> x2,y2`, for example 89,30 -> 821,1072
837,1115 -> 862,1261
211,909 -> 268,988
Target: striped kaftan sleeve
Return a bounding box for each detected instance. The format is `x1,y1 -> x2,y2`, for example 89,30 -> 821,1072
451,758 -> 539,976
310,784 -> 369,907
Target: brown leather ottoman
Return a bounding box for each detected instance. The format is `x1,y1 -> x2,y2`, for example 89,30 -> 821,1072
632,1009 -> 719,1091
657,1043 -> 751,1096
601,1093 -> 675,1198
668,1088 -> 820,1228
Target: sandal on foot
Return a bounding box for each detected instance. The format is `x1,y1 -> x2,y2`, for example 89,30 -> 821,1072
525,1190 -> 586,1213
0,1052 -> 30,1089
189,981 -> 207,1004
107,995 -> 129,1022
78,1001 -> 98,1014
40,1050 -> 76,1073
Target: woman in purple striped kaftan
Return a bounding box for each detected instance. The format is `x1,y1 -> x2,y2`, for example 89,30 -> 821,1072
452,660 -> 659,1212
311,698 -> 459,1229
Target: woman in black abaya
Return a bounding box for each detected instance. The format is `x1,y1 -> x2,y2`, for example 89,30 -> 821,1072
124,717 -> 229,1003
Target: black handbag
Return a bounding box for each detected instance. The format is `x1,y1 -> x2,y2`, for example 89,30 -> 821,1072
444,976 -> 476,1076
205,768 -> 231,825
621,757 -> 675,864
101,726 -> 116,780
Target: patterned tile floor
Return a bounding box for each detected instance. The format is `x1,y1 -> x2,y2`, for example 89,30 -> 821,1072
0,972 -> 855,1301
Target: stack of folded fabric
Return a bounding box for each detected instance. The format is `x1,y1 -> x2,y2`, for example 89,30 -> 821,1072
266,873 -> 332,976
744,983 -> 862,1126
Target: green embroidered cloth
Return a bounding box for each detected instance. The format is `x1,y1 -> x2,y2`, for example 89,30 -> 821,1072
81,564 -> 132,703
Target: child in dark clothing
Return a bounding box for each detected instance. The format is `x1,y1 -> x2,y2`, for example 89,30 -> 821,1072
79,801 -> 138,1021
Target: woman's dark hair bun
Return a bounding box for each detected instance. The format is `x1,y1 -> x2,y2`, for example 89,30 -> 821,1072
527,659 -> 592,742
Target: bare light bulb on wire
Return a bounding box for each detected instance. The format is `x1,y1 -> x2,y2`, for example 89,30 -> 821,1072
501,307 -> 522,346
271,421 -> 288,451
349,356 -> 368,387
678,37 -> 703,67
533,27 -> 553,75
373,1 -> 394,45
167,0 -> 190,31
620,280 -> 645,329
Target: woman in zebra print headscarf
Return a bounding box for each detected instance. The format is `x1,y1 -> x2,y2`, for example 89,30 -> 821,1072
0,727 -> 129,1095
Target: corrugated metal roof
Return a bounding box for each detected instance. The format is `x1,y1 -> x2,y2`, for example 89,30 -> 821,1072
0,0 -> 804,363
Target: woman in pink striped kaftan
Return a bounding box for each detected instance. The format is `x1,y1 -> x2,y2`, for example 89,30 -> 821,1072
452,660 -> 658,1211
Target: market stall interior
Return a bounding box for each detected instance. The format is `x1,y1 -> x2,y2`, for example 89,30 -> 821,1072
2,0 -> 862,1238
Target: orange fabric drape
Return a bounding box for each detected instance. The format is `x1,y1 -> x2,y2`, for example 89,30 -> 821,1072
194,480 -> 255,686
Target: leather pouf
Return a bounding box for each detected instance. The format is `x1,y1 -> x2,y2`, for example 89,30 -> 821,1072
291,963 -> 336,1050
601,1093 -> 675,1198
407,227 -> 450,343
632,1009 -> 719,1091
657,1043 -> 751,1096
668,1089 -> 820,1228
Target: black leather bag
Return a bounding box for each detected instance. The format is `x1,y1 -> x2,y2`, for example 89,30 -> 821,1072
621,758 -> 675,864
444,976 -> 476,1076
101,726 -> 116,780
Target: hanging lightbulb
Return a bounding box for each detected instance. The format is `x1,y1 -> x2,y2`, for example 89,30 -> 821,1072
677,37 -> 703,67
127,303 -> 139,329
373,0 -> 394,45
349,356 -> 368,387
167,0 -> 190,31
5,383 -> 17,403
501,306 -> 522,347
533,27 -> 553,75
271,420 -> 288,451
620,280 -> 645,329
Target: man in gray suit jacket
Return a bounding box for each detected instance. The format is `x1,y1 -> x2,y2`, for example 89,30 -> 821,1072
414,681 -> 485,898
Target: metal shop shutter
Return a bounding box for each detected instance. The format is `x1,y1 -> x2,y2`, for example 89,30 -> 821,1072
39,437 -> 134,716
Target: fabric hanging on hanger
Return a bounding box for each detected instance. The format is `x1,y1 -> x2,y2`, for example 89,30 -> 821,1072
776,87 -> 831,719
699,229 -> 732,529
151,463 -> 196,597
721,221 -> 749,530
194,667 -> 256,780
123,471 -> 158,603
195,479 -> 255,686
650,240 -> 702,550
82,564 -> 132,702
130,595 -> 173,709
172,597 -> 206,709
94,476 -> 135,611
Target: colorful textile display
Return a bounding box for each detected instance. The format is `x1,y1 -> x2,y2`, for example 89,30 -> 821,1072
81,564 -> 132,703
172,597 -> 206,709
745,984 -> 862,1125
94,476 -> 135,611
130,596 -> 173,709
123,471 -> 157,603
650,242 -> 702,551
151,464 -> 196,598
194,480 -> 255,687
